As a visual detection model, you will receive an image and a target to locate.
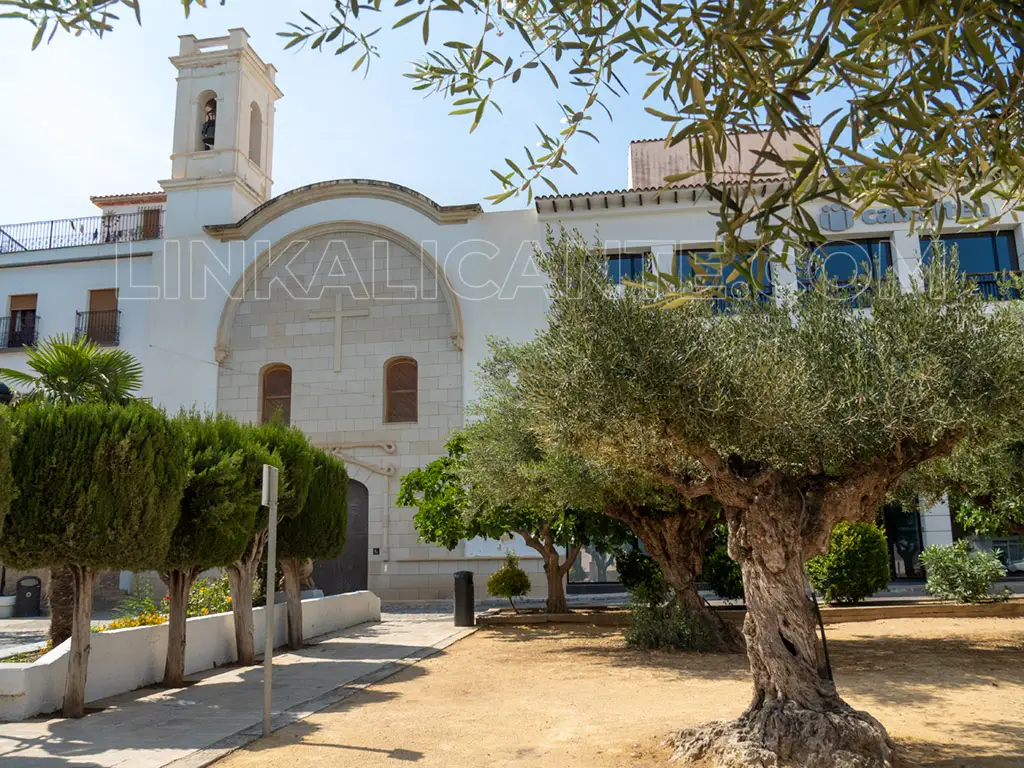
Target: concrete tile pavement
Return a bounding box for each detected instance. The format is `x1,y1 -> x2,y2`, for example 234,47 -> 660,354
0,610 -> 473,768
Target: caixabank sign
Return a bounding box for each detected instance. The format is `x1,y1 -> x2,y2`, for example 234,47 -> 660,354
819,201 -> 992,232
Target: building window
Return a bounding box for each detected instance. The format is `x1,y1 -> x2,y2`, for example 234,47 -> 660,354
261,364 -> 292,425
607,253 -> 650,284
76,288 -> 120,345
384,357 -> 418,423
140,207 -> 162,240
5,293 -> 38,348
799,238 -> 892,305
991,537 -> 1024,573
248,102 -> 263,168
922,230 -> 1021,299
675,249 -> 773,305
197,91 -> 217,151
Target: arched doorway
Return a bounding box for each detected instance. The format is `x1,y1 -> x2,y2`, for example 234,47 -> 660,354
312,479 -> 369,594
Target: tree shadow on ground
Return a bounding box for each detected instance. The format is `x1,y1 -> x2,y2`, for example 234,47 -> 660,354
478,623 -> 1024,707
0,642 -> 436,764
237,713 -> 425,761
826,633 -> 1024,707
901,720 -> 1024,766
898,737 -> 1024,768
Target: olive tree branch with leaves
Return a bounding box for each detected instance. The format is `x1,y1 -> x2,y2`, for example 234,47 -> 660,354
6,0 -> 1024,288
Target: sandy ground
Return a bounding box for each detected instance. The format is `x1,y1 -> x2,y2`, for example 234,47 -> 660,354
217,617 -> 1024,768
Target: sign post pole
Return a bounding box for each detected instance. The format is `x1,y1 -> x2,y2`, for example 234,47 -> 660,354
261,464 -> 280,738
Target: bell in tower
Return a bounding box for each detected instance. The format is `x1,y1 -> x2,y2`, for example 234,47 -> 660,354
201,98 -> 217,150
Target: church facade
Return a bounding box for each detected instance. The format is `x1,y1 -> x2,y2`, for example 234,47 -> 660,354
3,30 -> 1023,599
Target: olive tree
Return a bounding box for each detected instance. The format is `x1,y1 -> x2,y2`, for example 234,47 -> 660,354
161,413 -> 277,687
224,420 -> 315,665
517,232 -> 1024,766
278,450 -> 348,649
0,402 -> 188,717
579,463 -> 741,649
900,437 -> 1024,540
400,427 -> 630,615
11,2 -> 1024,282
469,342 -> 739,645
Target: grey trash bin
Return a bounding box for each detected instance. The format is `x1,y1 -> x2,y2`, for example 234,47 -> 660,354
453,571 -> 475,627
15,575 -> 42,617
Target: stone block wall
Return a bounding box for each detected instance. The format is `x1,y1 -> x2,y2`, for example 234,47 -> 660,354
217,228 -> 467,598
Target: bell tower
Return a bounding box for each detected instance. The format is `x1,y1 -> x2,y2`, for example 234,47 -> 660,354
160,29 -> 283,222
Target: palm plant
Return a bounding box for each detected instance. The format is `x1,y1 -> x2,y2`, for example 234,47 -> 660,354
0,334 -> 144,646
0,334 -> 143,404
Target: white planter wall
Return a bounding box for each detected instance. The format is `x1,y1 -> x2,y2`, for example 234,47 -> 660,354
0,590 -> 381,722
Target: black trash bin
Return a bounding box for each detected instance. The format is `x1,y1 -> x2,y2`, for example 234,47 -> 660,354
15,575 -> 42,618
453,571 -> 475,627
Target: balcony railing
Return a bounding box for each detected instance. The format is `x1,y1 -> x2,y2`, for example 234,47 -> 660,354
972,273 -> 1021,301
75,310 -> 121,346
0,315 -> 40,350
0,210 -> 163,254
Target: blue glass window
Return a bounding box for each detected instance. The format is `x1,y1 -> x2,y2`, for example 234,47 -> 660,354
921,230 -> 1020,274
802,238 -> 892,285
921,230 -> 1021,300
607,253 -> 650,284
675,248 -> 773,302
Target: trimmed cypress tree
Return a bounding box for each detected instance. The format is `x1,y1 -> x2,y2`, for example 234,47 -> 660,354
162,413 -> 277,686
0,402 -> 187,717
226,420 -> 315,665
278,450 -> 348,648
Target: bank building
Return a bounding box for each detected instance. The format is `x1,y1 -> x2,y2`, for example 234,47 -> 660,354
2,30 -> 1021,601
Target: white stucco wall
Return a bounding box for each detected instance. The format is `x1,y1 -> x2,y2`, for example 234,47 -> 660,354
0,590 -> 381,722
0,249 -> 156,395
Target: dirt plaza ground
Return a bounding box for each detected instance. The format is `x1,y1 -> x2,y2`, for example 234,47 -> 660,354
217,616 -> 1024,768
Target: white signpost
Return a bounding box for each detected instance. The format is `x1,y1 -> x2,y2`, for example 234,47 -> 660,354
261,464 -> 280,737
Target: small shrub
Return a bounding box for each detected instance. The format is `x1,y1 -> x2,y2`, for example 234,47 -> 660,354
700,525 -> 744,601
615,547 -> 668,607
187,575 -> 233,616
487,551 -> 532,612
806,522 -> 890,605
625,600 -> 714,652
159,574 -> 233,617
920,540 -> 1008,603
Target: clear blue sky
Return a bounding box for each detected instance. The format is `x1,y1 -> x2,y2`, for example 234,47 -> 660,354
0,1 -> 678,224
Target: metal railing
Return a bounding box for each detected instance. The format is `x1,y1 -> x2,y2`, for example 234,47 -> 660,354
972,273 -> 1021,301
0,210 -> 163,254
74,310 -> 121,346
0,315 -> 40,350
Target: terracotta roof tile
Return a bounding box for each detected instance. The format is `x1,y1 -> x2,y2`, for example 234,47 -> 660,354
90,192 -> 167,207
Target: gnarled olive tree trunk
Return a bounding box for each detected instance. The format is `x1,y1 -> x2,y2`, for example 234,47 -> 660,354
163,567 -> 200,687
671,486 -> 892,767
62,565 -> 96,718
281,558 -> 304,650
606,502 -> 743,652
517,528 -> 581,615
227,531 -> 268,666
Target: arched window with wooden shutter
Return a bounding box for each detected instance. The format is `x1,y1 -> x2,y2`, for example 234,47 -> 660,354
384,357 -> 418,423
261,364 -> 292,425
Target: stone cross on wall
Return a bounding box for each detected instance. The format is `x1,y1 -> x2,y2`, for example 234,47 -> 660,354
310,294 -> 370,372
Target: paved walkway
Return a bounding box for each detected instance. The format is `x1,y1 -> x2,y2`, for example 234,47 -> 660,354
0,610 -> 472,768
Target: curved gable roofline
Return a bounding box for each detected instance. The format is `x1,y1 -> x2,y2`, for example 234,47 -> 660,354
203,178 -> 483,241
